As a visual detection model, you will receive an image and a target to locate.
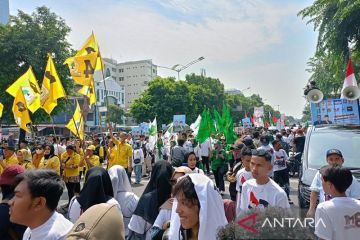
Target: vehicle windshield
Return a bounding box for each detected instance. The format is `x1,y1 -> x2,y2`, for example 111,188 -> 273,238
308,128 -> 360,169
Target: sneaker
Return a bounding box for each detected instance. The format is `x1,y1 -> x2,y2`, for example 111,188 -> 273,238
288,199 -> 294,204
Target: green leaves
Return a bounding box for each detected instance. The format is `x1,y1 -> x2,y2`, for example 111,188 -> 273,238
0,6 -> 73,123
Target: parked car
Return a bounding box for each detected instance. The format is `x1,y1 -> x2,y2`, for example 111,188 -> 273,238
298,125 -> 360,208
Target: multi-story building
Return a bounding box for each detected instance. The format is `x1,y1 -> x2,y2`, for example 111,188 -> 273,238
103,58 -> 157,109
0,0 -> 9,25
225,88 -> 243,95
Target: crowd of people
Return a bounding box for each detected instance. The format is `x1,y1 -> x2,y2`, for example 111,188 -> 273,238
0,124 -> 360,240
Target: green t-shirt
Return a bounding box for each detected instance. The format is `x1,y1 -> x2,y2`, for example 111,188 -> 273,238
211,148 -> 226,171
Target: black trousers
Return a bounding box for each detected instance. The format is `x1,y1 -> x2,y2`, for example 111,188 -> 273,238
213,164 -> 227,191
274,168 -> 290,197
66,182 -> 78,204
202,156 -> 210,174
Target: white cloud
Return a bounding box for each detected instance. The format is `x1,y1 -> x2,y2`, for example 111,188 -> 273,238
10,0 -> 316,118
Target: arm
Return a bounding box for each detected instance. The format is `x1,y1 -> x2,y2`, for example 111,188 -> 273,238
307,191 -> 319,217
108,123 -> 120,145
128,146 -> 133,171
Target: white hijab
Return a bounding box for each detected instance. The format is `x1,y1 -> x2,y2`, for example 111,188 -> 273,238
108,166 -> 132,198
169,174 -> 228,240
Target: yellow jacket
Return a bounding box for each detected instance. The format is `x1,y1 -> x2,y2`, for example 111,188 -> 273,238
38,156 -> 60,175
0,154 -> 19,174
113,139 -> 133,168
61,152 -> 81,177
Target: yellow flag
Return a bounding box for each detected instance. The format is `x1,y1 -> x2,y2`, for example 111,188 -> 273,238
64,33 -> 103,79
41,54 -> 66,114
66,100 -> 84,140
12,88 -> 31,133
66,52 -> 98,86
78,78 -> 96,106
6,67 -> 41,113
0,102 -> 3,118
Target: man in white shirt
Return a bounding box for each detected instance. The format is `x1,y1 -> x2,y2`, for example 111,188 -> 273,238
315,165 -> 360,240
307,149 -> 360,217
9,169 -> 73,240
272,140 -> 292,204
239,149 -> 290,214
200,138 -> 212,174
257,135 -> 274,177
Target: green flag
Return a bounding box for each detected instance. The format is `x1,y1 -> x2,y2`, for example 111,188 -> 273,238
222,104 -> 237,144
214,109 -> 224,133
196,109 -> 215,144
269,112 -> 274,126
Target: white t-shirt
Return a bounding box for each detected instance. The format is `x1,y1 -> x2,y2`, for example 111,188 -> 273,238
192,167 -> 204,174
315,197 -> 360,240
22,211 -> 73,240
200,139 -> 211,157
53,144 -> 65,157
273,149 -> 288,172
194,145 -> 202,160
236,168 -> 253,215
236,168 -> 253,192
68,197 -> 121,223
310,171 -> 360,203
132,149 -> 144,166
239,178 -> 290,214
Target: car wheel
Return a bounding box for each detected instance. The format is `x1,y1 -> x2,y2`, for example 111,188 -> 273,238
298,182 -> 308,209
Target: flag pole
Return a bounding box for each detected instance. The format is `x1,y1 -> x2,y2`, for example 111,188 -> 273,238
48,114 -> 62,155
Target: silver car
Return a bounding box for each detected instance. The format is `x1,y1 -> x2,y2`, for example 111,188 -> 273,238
298,125 -> 360,208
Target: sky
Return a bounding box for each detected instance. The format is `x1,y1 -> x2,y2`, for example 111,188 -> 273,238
9,0 -> 318,118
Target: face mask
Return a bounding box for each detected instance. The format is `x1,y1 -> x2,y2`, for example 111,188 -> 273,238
36,149 -> 42,154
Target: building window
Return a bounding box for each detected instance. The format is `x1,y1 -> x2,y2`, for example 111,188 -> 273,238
106,68 -> 111,77
112,68 -> 116,72
119,77 -> 124,81
119,69 -> 124,72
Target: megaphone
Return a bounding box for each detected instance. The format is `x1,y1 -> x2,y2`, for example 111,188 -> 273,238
342,85 -> 360,100
307,88 -> 324,103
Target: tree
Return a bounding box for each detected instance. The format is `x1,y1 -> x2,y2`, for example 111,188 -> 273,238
130,74 -> 226,125
108,104 -> 125,125
130,77 -> 192,125
298,1 -> 360,98
0,6 -> 73,124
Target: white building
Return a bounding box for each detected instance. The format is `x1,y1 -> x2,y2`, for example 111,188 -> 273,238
0,0 -> 9,25
103,58 -> 157,109
86,76 -> 125,129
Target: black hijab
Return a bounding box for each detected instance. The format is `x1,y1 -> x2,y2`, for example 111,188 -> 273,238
77,167 -> 114,212
44,144 -> 55,159
134,161 -> 174,224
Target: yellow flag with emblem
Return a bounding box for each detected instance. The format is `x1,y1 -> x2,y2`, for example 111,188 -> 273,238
66,52 -> 98,86
77,77 -> 96,106
64,33 -> 103,85
6,67 -> 41,113
41,54 -> 67,114
0,102 -> 3,118
12,88 -> 31,133
66,100 -> 84,140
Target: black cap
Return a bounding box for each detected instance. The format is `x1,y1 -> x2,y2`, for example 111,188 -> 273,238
326,149 -> 343,158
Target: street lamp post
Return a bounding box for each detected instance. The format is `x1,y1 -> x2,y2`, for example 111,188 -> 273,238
158,56 -> 205,80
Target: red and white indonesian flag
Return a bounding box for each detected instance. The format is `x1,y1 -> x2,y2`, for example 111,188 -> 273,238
341,58 -> 358,99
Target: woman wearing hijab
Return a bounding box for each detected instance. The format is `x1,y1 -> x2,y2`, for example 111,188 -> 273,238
108,165 -> 139,238
68,167 -> 120,223
16,149 -> 35,170
150,166 -> 192,240
128,161 -> 174,239
38,144 -> 61,175
169,174 -> 228,240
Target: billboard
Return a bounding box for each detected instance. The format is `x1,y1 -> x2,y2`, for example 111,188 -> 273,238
242,118 -> 251,128
173,115 -> 186,132
310,99 -> 360,125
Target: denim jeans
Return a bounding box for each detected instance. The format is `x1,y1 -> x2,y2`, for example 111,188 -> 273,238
134,165 -> 142,183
